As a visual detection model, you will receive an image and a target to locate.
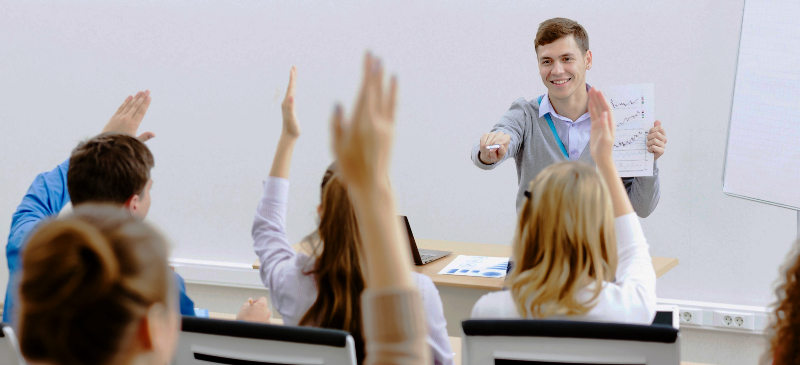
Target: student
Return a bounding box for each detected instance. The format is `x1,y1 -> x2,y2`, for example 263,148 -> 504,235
250,66 -> 451,364
471,87 -> 657,324
763,240 -> 800,365
471,18 -> 667,217
331,52 -> 430,365
3,91 -> 195,325
18,204 -> 180,365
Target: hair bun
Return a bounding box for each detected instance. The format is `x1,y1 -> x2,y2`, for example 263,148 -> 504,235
21,219 -> 121,312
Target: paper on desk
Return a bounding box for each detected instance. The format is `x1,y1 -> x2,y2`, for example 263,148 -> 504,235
603,83 -> 655,177
437,255 -> 509,278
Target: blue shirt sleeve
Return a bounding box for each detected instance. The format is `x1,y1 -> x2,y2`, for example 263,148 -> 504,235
174,272 -> 195,316
4,159 -> 72,324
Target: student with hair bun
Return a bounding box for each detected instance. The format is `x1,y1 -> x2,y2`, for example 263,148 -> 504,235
471,87 -> 657,324
18,204 -> 180,365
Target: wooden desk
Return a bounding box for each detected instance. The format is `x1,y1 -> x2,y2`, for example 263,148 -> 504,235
252,238 -> 679,290
251,238 -> 678,336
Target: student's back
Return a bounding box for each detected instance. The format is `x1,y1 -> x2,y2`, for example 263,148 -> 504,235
472,87 -> 657,325
248,67 -> 452,365
18,204 -> 180,365
3,92 -> 195,324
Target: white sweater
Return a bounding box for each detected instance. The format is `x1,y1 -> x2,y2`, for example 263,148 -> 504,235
471,213 -> 657,324
254,177 -> 453,365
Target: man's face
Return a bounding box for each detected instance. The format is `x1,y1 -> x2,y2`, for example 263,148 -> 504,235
537,35 -> 592,101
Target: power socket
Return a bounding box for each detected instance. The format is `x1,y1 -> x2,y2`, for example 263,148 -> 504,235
679,307 -> 703,326
713,310 -> 754,331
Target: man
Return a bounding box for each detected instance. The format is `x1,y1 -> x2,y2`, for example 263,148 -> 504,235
472,18 -> 667,217
3,91 -> 196,324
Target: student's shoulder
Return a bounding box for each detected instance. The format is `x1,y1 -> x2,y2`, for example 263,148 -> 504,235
411,272 -> 437,292
471,290 -> 519,318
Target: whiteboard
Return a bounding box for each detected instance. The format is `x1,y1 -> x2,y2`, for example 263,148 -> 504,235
3,0 -> 799,309
723,0 -> 800,210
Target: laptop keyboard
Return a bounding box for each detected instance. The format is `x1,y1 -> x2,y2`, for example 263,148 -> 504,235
421,253 -> 436,261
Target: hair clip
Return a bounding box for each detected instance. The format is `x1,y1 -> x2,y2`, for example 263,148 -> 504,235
524,190 -> 531,199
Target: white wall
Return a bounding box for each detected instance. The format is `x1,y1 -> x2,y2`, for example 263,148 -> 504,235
0,0 -> 796,314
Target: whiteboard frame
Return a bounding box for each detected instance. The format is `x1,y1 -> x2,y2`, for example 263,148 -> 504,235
721,0 -> 800,212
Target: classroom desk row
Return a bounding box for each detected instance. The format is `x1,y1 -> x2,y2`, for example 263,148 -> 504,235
252,238 -> 680,336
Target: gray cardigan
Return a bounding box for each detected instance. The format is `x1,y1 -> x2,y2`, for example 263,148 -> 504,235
471,97 -> 660,218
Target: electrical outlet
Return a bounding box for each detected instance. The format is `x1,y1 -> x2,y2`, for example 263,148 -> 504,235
713,310 -> 754,331
679,307 -> 703,326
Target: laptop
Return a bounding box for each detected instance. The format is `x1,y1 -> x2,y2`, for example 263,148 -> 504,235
401,216 -> 452,265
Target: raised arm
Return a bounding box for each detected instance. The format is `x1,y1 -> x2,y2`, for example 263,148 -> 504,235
587,87 -> 633,218
270,66 -> 300,178
253,67 -> 302,294
331,53 -> 429,365
588,87 -> 656,323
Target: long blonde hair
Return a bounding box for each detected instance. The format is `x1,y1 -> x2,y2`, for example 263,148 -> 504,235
508,162 -> 617,318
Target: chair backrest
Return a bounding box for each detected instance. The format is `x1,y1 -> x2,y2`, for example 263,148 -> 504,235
461,319 -> 680,365
654,305 -> 680,329
0,323 -> 26,365
174,316 -> 358,365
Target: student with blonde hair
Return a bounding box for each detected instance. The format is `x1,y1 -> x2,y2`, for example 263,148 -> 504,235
471,87 -> 657,324
244,65 -> 451,364
18,204 -> 180,365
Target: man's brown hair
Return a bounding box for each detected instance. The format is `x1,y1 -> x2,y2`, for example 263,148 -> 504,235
68,133 -> 154,206
535,18 -> 589,54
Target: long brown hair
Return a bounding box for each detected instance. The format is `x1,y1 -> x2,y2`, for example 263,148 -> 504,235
764,239 -> 800,365
18,204 -> 172,365
508,162 -> 617,318
299,164 -> 367,362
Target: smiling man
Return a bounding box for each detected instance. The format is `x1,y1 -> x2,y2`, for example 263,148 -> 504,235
471,18 -> 667,217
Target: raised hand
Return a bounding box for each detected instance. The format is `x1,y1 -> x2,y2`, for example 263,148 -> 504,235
478,131 -> 510,164
331,53 -> 398,189
647,120 -> 667,160
281,66 -> 300,138
587,87 -> 616,167
268,66 -> 301,179
102,90 -> 154,142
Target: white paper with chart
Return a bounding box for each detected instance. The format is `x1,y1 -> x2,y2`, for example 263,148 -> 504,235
437,255 -> 509,278
602,83 -> 655,177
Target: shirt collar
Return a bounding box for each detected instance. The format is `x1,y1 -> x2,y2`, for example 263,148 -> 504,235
538,84 -> 591,123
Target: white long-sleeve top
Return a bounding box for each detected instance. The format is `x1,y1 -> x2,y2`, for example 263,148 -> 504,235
254,177 -> 453,365
471,212 -> 657,324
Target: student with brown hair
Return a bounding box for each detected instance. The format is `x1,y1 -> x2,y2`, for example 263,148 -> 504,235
3,91 -> 196,325
18,204 -> 180,365
472,17 -> 668,217
331,53 -> 430,364
471,87 -> 657,324
246,66 -> 452,364
763,240 -> 800,365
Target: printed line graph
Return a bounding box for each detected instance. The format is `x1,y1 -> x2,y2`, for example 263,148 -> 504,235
617,110 -> 645,129
609,96 -> 643,109
613,150 -> 647,161
603,83 -> 655,177
614,130 -> 647,148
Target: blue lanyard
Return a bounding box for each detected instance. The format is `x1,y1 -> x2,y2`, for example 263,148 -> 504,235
537,95 -> 570,160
